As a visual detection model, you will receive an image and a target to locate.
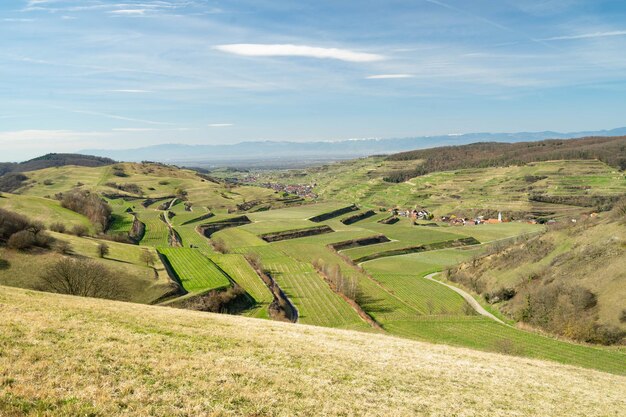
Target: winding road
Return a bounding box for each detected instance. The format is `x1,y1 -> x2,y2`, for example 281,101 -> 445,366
424,273 -> 506,325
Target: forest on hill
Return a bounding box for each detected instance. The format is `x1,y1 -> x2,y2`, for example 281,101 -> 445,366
0,153 -> 115,176
384,136 -> 626,182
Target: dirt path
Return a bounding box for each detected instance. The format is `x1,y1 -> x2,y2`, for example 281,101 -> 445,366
424,273 -> 506,325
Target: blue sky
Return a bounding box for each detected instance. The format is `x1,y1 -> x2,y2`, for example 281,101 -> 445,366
1,0 -> 626,160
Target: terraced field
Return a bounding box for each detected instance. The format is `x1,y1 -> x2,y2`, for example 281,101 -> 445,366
236,245 -> 370,330
158,248 -> 231,293
214,254 -> 273,318
175,225 -> 215,254
137,210 -> 170,247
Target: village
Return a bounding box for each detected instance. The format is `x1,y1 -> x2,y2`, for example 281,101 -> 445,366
390,207 -> 512,226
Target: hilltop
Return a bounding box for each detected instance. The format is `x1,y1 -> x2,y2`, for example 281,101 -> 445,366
0,285 -> 624,416
0,153 -> 115,174
384,135 -> 626,182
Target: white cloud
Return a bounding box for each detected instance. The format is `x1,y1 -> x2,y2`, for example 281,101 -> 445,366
208,123 -> 233,127
109,9 -> 148,16
214,44 -> 385,63
0,130 -> 107,149
366,74 -> 414,79
72,110 -> 173,125
109,89 -> 153,93
541,30 -> 626,41
112,128 -> 158,132
3,18 -> 36,22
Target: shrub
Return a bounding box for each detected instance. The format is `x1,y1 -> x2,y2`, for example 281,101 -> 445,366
71,224 -> 89,237
187,285 -> 246,313
57,189 -> 112,231
38,258 -> 128,300
0,208 -> 31,241
54,240 -> 73,255
493,339 -> 523,355
0,173 -> 28,192
485,287 -> 516,303
0,258 -> 10,269
213,238 -> 228,254
49,222 -> 66,233
620,309 -> 626,324
98,242 -> 110,258
7,230 -> 36,250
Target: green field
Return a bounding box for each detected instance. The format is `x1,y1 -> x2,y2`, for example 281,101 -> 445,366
137,210 -> 170,247
0,193 -> 94,232
214,254 -> 274,318
157,248 -> 231,293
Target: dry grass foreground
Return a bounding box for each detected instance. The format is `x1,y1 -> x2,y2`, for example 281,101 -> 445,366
0,286 -> 624,417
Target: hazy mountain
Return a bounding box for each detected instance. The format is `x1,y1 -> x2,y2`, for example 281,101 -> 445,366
82,126 -> 626,167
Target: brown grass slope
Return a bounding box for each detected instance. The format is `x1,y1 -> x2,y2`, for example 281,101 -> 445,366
385,135 -> 626,182
0,286 -> 625,416
447,205 -> 626,345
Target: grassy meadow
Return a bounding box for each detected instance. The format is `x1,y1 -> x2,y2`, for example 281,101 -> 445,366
1,286 -> 624,416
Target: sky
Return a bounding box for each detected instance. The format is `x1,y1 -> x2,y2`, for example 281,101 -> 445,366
1,0 -> 626,161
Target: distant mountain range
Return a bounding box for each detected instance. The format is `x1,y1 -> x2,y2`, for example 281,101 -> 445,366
82,127 -> 626,167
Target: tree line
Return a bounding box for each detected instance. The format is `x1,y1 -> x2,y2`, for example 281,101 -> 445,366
383,136 -> 626,183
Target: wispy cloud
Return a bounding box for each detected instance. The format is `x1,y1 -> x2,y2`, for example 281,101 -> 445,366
0,129 -> 107,143
366,74 -> 414,79
214,44 -> 385,63
111,128 -> 158,132
3,18 -> 36,22
541,30 -> 626,41
208,123 -> 233,127
72,110 -> 174,125
109,89 -> 153,93
109,9 -> 148,16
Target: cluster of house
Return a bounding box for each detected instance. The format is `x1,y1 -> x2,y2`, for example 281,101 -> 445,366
259,182 -> 318,198
390,208 -> 433,220
440,213 -> 504,226
228,175 -> 318,198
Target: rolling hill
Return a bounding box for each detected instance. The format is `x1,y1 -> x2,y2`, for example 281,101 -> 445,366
0,285 -> 624,416
0,139 -> 625,414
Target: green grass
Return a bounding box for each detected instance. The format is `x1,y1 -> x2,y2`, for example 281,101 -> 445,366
137,210 -> 169,247
265,259 -> 369,330
174,225 -> 215,254
157,248 -> 231,293
385,316 -> 625,375
213,254 -> 273,318
0,236 -> 172,304
0,193 -> 93,232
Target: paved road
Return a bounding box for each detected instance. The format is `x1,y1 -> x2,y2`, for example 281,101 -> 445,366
424,273 -> 506,325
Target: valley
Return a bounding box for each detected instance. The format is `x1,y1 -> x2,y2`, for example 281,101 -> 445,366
1,140 -> 625,382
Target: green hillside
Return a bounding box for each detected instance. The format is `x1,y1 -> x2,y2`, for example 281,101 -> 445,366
0,151 -> 625,378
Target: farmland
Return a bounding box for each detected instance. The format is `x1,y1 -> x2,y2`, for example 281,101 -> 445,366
157,248 -> 231,294
0,153 -> 625,377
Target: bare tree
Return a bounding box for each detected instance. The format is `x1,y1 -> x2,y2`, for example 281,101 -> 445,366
212,238 -> 228,254
39,258 -> 127,299
140,249 -> 156,267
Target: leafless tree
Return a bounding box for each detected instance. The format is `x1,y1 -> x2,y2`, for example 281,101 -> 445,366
39,258 -> 127,299
140,249 -> 156,267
